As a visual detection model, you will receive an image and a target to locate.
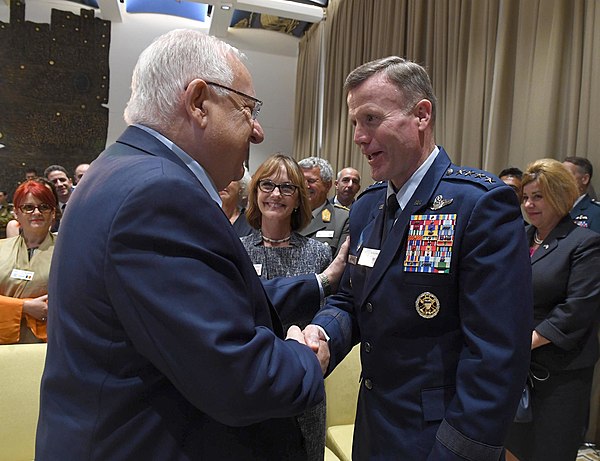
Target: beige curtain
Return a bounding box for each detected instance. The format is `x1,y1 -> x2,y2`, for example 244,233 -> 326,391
294,23 -> 324,157
294,0 -> 600,195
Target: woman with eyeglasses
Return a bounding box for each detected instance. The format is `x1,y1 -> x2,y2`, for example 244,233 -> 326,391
0,178 -> 58,344
241,153 -> 332,461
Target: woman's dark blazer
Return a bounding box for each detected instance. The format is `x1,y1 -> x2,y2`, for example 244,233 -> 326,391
528,215 -> 600,371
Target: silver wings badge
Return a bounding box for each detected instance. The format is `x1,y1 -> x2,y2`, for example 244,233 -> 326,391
430,195 -> 454,211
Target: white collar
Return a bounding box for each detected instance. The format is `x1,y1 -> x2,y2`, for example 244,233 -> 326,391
386,146 -> 440,210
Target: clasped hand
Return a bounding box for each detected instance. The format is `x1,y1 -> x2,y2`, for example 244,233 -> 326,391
23,294 -> 49,321
286,324 -> 329,375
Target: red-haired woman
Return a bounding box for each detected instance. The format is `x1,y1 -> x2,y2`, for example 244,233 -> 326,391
0,178 -> 58,343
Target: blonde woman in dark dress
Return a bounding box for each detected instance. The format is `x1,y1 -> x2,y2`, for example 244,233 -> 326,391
506,159 -> 600,461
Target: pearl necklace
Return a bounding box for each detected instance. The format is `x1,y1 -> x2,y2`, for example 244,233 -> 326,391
533,231 -> 544,246
261,233 -> 291,244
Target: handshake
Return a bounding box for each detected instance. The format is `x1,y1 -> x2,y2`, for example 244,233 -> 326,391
284,237 -> 349,375
287,324 -> 330,375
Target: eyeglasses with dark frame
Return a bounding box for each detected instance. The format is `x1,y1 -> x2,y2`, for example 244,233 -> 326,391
258,180 -> 298,196
19,203 -> 54,214
205,81 -> 263,121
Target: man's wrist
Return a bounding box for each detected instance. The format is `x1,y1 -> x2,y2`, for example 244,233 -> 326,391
314,325 -> 330,342
318,273 -> 332,297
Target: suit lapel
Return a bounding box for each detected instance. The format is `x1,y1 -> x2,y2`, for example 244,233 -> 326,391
358,150 -> 452,306
530,239 -> 558,264
302,203 -> 330,235
529,217 -> 573,264
360,202 -> 385,250
302,217 -> 325,235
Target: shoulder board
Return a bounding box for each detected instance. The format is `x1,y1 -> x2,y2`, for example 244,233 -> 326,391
333,203 -> 350,212
356,181 -> 386,200
442,167 -> 501,191
590,198 -> 600,207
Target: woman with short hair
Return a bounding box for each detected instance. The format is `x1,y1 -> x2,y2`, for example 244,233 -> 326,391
506,159 -> 600,461
0,178 -> 58,344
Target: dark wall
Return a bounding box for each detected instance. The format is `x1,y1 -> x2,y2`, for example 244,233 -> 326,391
0,0 -> 110,197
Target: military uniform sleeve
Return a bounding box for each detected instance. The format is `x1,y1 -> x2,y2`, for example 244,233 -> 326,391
430,186 -> 533,460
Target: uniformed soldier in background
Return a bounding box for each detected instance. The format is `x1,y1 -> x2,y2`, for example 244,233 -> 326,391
303,56 -> 533,461
563,156 -> 600,233
298,156 -> 349,257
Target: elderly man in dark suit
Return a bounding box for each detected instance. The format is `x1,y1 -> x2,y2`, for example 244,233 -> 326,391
298,156 -> 350,257
303,57 -> 533,460
35,29 -> 330,461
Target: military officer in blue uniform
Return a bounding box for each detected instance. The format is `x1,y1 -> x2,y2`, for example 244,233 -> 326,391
563,156 -> 600,233
304,57 -> 533,460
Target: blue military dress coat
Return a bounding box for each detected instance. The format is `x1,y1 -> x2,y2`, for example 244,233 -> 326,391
570,193 -> 600,233
35,126 -> 324,460
313,148 -> 533,461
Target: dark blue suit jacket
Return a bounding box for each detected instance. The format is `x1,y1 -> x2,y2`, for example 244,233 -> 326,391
36,126 -> 324,460
313,148 -> 533,461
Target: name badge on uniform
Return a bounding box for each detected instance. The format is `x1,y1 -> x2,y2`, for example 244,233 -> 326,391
253,264 -> 262,276
11,269 -> 34,281
404,214 -> 456,273
358,248 -> 380,267
316,230 -> 334,238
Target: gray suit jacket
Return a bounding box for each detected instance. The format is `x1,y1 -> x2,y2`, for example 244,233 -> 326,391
299,201 -> 349,256
528,216 -> 600,371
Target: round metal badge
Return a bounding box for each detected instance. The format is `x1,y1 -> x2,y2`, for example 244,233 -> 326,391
415,292 -> 440,318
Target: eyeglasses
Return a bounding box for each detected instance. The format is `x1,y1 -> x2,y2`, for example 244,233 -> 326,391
258,180 -> 298,196
206,81 -> 263,121
19,203 -> 54,214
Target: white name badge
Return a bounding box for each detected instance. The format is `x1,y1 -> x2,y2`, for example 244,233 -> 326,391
315,230 -> 335,238
357,248 -> 380,268
11,269 -> 34,281
253,264 -> 262,276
